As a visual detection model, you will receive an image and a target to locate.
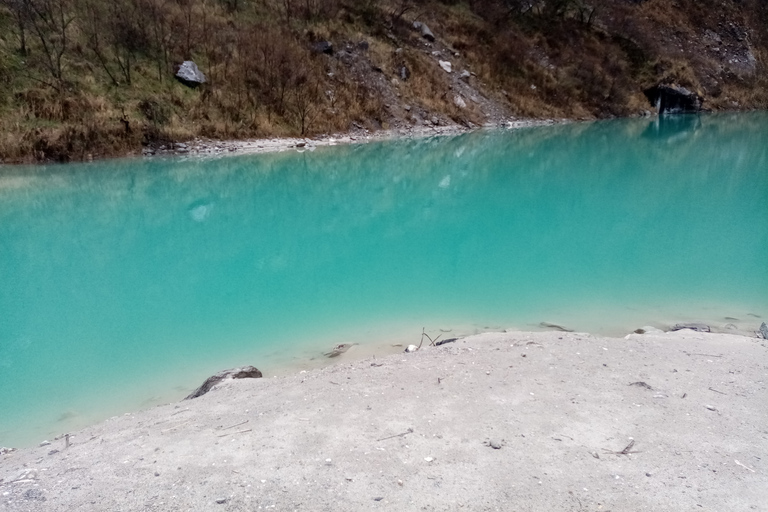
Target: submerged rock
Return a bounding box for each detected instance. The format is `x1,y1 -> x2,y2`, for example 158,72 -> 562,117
324,343 -> 356,358
185,366 -> 262,399
670,323 -> 711,333
539,322 -> 573,333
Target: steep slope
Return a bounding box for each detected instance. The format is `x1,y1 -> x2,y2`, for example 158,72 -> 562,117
0,0 -> 765,163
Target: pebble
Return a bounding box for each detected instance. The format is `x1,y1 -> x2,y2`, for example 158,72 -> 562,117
705,405 -> 717,411
424,457 -> 434,462
489,440 -> 502,450
215,497 -> 228,504
39,441 -> 51,447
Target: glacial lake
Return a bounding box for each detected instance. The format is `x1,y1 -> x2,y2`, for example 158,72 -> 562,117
1,113 -> 767,447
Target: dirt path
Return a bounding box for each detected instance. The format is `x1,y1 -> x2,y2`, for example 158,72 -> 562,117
1,329 -> 766,511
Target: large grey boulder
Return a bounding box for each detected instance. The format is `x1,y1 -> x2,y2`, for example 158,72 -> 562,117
185,366 -> 262,399
643,84 -> 703,114
175,61 -> 206,88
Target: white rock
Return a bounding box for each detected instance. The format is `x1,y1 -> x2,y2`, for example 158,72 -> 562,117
454,95 -> 466,108
405,345 -> 419,353
439,60 -> 452,73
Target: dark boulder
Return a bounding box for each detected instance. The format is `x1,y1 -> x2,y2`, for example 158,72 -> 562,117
644,84 -> 703,114
175,61 -> 206,88
185,366 -> 262,399
311,41 -> 334,55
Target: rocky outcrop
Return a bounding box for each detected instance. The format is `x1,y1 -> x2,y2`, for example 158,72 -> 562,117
644,84 -> 703,114
184,366 -> 262,399
175,61 -> 206,88
413,21 -> 435,42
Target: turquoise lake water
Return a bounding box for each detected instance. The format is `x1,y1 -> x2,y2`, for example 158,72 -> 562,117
1,113 -> 767,447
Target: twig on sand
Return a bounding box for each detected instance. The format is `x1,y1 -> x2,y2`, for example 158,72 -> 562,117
708,387 -> 727,395
161,420 -> 191,433
603,440 -> 640,456
220,420 -> 249,431
684,352 -> 723,358
377,428 -> 414,442
217,428 -> 252,438
734,460 -> 756,473
420,328 -> 442,348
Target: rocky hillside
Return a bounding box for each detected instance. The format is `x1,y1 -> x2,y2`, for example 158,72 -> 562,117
0,0 -> 766,163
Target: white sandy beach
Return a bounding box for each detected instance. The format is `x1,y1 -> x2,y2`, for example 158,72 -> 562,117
1,328 -> 766,511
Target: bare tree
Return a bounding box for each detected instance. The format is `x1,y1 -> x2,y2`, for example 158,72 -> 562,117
19,0 -> 76,86
2,0 -> 31,55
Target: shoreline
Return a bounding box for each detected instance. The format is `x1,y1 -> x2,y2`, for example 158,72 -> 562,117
0,311 -> 764,450
1,328 -> 765,510
139,118 -> 570,159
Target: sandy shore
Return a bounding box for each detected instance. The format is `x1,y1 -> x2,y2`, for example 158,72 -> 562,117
141,119 -> 567,158
1,328 -> 766,511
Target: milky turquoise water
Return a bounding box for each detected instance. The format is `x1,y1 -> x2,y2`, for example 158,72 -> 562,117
1,113 -> 767,447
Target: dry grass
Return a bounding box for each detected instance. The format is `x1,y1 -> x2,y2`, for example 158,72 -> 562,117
0,0 -> 766,162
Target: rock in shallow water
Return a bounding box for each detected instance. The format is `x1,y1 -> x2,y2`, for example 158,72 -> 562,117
670,323 -> 710,333
185,366 -> 262,400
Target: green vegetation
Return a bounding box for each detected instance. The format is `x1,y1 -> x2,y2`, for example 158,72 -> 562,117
0,0 -> 766,162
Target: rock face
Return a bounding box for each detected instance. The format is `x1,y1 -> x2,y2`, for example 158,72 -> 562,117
413,21 -> 435,42
185,366 -> 263,399
175,61 -> 206,88
643,84 -> 703,114
311,41 -> 334,55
